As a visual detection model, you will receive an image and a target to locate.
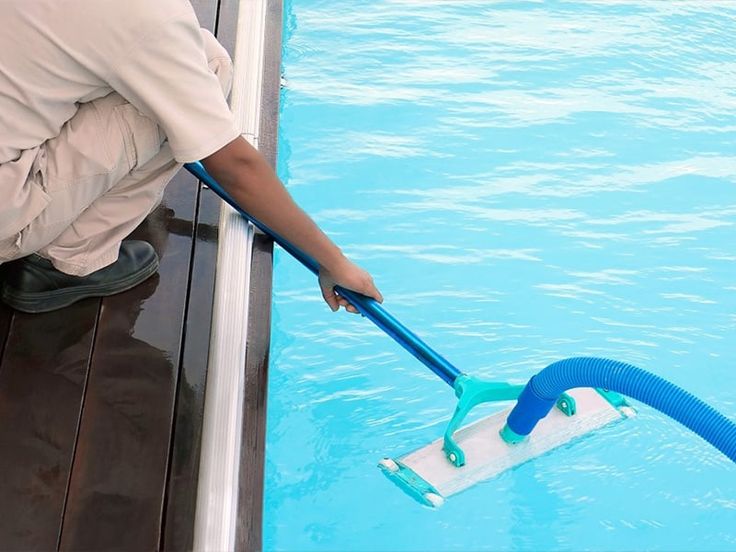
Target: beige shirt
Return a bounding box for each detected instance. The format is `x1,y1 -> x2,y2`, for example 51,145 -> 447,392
0,0 -> 240,236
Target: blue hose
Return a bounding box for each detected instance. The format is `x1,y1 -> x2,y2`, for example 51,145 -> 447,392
505,357 -> 736,462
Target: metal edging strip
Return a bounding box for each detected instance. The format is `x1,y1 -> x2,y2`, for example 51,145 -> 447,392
193,0 -> 268,550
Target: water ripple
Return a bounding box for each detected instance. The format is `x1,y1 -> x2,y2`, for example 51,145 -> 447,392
268,1 -> 736,550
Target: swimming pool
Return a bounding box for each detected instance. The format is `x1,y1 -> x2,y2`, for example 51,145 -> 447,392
265,1 -> 736,550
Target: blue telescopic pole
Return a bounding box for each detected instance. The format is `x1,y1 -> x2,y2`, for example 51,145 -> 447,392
185,162 -> 463,387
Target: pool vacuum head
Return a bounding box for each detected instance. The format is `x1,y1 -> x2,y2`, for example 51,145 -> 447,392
379,387 -> 634,507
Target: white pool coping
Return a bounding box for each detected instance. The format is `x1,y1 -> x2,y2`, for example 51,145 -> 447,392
193,1 -> 268,550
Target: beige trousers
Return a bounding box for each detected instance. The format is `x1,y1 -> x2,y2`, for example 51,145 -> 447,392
0,29 -> 233,276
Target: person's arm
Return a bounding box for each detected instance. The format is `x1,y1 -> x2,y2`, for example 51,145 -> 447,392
202,136 -> 383,312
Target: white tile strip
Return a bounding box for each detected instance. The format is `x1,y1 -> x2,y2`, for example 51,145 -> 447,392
193,0 -> 268,550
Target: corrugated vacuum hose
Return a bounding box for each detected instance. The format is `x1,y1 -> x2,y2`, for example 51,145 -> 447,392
505,357 -> 736,462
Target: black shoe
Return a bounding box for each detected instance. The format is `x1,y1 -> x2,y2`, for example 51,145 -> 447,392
1,241 -> 159,313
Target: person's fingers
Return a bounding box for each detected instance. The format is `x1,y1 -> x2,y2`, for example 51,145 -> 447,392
341,279 -> 383,305
336,295 -> 359,314
348,274 -> 383,303
320,264 -> 383,311
374,286 -> 384,303
320,282 -> 339,312
364,280 -> 384,303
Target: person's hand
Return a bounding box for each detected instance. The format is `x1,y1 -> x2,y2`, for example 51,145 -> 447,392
318,257 -> 383,314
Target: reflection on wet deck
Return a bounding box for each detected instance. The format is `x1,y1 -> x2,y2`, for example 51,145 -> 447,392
0,169 -> 219,551
0,1 -> 242,549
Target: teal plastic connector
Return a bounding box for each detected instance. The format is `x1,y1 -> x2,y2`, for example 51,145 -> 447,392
499,423 -> 526,444
556,392 -> 577,416
442,378 -> 588,464
596,388 -> 629,409
500,392 -> 577,445
378,458 -> 444,507
442,375 -> 525,467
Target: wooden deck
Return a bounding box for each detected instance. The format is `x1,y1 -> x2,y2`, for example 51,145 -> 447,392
0,1 -> 276,550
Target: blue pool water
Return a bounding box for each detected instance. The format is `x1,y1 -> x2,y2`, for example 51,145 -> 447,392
264,1 -> 736,550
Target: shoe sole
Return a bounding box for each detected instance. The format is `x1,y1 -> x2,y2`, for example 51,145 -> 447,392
1,256 -> 160,314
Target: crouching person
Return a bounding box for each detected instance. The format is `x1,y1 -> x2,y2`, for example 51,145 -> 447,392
0,0 -> 381,314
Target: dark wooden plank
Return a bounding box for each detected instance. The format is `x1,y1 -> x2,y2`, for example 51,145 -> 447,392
161,186 -> 220,552
235,233 -> 273,552
59,170 -> 198,551
0,301 -> 13,361
256,0 -> 284,169
235,2 -> 281,548
190,0 -> 219,33
161,2 -> 241,547
0,303 -> 98,551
